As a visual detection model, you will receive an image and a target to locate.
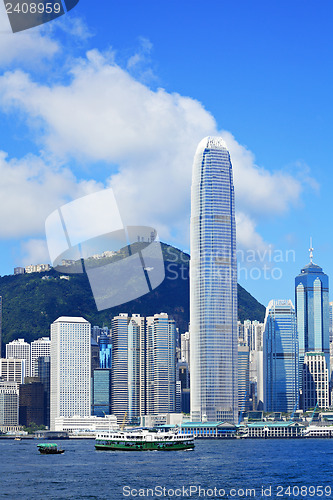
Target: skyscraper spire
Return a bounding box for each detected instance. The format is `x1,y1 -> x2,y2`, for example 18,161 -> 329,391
309,237 -> 314,264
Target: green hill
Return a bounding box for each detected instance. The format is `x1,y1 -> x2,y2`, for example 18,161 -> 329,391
0,243 -> 265,344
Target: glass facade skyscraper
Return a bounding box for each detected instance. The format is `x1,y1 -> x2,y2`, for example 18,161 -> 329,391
263,300 -> 299,413
295,256 -> 330,406
190,136 -> 238,423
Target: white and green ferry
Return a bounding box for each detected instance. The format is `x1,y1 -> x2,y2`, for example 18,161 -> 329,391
95,428 -> 195,451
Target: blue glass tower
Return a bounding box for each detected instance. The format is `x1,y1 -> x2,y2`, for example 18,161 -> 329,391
99,333 -> 112,369
190,137 -> 238,423
295,248 -> 330,400
264,300 -> 299,412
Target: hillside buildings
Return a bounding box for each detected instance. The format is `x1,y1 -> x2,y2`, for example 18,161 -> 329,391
190,136 -> 238,423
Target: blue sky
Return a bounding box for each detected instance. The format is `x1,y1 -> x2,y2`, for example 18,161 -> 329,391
0,0 -> 332,308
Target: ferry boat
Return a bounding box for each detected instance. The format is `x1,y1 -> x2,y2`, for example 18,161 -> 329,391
95,428 -> 195,451
37,443 -> 65,455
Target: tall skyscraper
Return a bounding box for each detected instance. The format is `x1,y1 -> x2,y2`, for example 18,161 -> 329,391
50,317 -> 91,431
264,300 -> 299,413
31,337 -> 50,377
295,246 -> 330,406
6,339 -> 30,378
190,136 -> 238,422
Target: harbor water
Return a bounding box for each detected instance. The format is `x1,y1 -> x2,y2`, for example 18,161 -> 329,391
0,438 -> 332,499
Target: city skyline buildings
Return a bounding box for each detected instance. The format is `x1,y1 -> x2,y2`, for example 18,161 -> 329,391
190,136 -> 238,423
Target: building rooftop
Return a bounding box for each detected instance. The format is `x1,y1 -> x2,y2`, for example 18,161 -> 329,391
54,317 -> 89,323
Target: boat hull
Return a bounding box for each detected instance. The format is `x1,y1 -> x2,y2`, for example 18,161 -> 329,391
95,440 -> 194,451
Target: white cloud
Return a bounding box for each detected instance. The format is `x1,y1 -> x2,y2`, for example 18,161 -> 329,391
20,238 -> 49,266
0,151 -> 102,238
0,3 -> 59,67
0,49 -> 317,258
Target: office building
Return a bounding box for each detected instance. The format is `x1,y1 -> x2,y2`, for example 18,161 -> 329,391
6,339 -> 30,378
330,302 -> 333,342
31,337 -> 50,377
91,338 -> 100,372
302,352 -> 329,410
190,136 -> 238,422
19,378 -> 45,426
92,368 -> 112,417
177,359 -> 190,413
295,248 -> 330,406
50,317 -> 91,431
0,381 -> 19,430
264,300 -> 299,413
0,358 -> 25,384
37,356 -> 50,427
99,332 -> 112,369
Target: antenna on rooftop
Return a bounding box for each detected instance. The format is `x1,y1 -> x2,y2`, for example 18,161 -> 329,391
309,237 -> 314,264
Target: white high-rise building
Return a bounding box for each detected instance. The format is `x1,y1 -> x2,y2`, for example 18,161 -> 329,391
190,137 -> 238,423
0,358 -> 25,384
50,317 -> 91,431
31,337 -> 51,377
6,339 -> 30,378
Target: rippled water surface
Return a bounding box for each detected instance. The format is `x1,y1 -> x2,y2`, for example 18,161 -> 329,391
0,438 -> 332,499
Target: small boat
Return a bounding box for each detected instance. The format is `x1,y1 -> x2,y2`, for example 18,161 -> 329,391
14,436 -> 22,441
37,443 -> 65,454
95,428 -> 195,451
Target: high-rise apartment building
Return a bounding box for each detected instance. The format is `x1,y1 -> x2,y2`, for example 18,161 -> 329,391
146,313 -> 176,415
50,317 -> 91,431
6,339 -> 30,378
31,337 -> 50,377
128,314 -> 146,421
295,249 -> 330,407
302,352 -> 329,410
111,313 -> 129,422
264,300 -> 299,413
190,136 -> 238,423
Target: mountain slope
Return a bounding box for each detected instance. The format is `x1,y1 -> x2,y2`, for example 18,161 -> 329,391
1,243 -> 265,344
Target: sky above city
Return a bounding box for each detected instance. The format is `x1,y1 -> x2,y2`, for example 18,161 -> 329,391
0,0 -> 332,307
